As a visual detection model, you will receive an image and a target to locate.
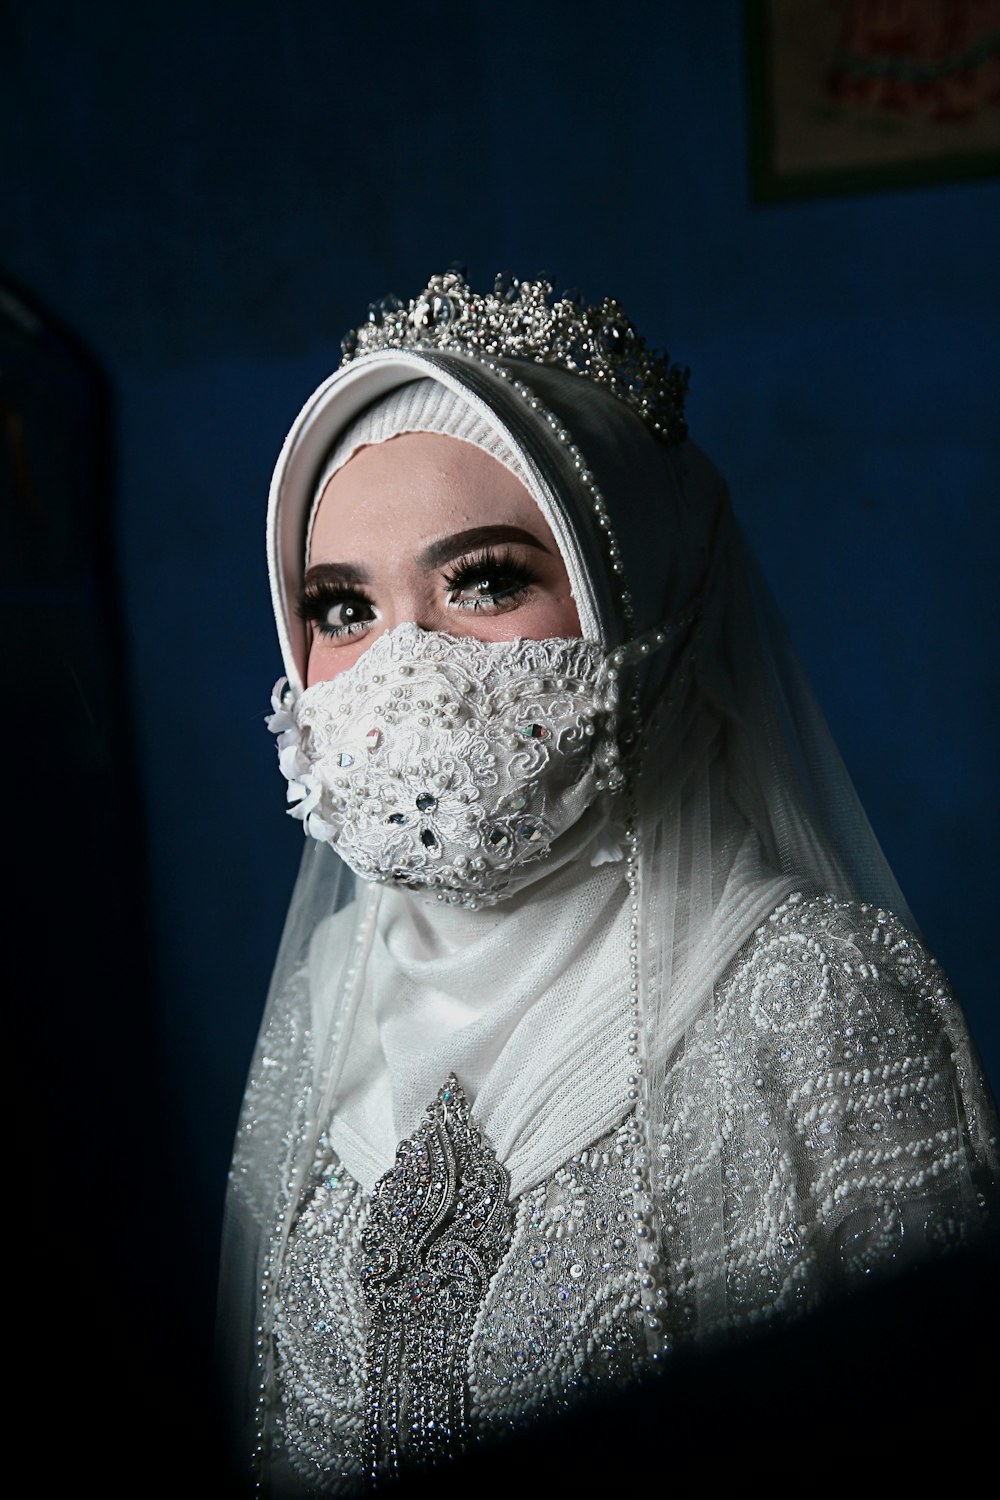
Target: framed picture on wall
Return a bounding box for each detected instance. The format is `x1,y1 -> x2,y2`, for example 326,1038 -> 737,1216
747,0 -> 1000,201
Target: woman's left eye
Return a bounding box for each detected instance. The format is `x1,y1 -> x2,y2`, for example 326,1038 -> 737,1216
444,549 -> 536,611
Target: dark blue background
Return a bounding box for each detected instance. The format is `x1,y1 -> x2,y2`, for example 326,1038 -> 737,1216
4,0 -> 997,1409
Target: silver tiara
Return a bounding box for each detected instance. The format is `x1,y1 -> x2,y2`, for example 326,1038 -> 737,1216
340,268 -> 689,447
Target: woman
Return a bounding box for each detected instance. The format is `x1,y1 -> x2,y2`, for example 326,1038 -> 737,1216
220,269 -> 997,1494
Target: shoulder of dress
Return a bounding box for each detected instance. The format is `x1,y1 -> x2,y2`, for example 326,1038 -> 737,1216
730,889 -> 939,990
710,892 -> 1000,1197
713,889 -> 957,1048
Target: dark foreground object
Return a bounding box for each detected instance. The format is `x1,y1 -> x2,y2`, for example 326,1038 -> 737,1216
399,1229 -> 999,1493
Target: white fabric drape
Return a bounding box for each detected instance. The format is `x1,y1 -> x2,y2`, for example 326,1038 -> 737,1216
220,345 -> 958,1467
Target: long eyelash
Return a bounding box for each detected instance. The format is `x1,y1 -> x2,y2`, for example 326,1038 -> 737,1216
294,580 -> 374,623
442,546 -> 536,593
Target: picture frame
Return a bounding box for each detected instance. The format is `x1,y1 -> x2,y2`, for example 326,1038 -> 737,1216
746,0 -> 1000,202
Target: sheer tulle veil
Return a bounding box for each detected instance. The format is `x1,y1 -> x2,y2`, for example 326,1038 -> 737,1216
219,340 -> 922,1455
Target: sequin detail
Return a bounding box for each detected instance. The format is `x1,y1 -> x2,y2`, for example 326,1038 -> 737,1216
359,1076 -> 513,1479
469,1122 -> 647,1426
264,896 -> 997,1489
652,892 -> 994,1336
273,1147 -> 368,1487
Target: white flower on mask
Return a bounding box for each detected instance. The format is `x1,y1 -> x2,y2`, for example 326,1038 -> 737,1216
267,679 -> 338,842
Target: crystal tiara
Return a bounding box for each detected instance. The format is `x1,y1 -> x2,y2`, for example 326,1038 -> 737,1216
340,268 -> 689,447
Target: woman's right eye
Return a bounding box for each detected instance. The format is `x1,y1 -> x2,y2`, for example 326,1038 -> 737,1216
298,588 -> 377,640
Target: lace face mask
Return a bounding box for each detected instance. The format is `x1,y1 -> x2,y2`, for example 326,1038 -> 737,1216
267,623 -> 622,906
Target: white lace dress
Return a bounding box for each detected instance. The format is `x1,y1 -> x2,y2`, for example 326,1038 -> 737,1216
242,894 -> 997,1494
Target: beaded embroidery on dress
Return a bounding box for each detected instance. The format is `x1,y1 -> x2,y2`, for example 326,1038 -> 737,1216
358,1077 -> 512,1477
263,895 -> 996,1494
274,1079 -> 514,1488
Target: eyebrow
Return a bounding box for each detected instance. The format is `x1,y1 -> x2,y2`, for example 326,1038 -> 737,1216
416,525 -> 552,571
302,561 -> 371,590
304,525 -> 553,591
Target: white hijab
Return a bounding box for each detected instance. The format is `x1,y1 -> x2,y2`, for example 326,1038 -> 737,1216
258,350 -> 906,1198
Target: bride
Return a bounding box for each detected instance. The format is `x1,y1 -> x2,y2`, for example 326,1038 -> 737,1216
219,269 -> 997,1494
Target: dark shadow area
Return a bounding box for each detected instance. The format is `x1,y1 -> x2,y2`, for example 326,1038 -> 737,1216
2,276 -> 230,1492
400,1229 -> 999,1494
207,1230 -> 999,1494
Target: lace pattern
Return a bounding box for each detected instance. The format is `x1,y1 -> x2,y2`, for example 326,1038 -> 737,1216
269,625 -> 619,905
267,896 -> 996,1491
467,1121 -> 648,1430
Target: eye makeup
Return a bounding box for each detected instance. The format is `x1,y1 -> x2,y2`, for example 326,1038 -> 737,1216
297,580 -> 378,639
442,545 -> 538,613
299,528 -> 549,653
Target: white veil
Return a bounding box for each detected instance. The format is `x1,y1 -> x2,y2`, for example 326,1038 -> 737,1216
219,341 -> 979,1470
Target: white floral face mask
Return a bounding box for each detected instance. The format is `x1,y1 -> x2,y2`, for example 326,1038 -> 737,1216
267,623 -> 622,906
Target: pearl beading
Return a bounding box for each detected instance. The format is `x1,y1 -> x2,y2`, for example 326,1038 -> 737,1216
475,355 -> 687,1356
474,353 -> 638,639
249,893 -> 380,1493
271,631 -> 624,910
247,894 -> 996,1490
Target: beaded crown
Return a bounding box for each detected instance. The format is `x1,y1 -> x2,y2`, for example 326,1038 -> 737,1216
340,268 -> 689,447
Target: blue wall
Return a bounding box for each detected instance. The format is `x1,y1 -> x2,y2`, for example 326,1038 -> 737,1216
4,1 -> 998,1334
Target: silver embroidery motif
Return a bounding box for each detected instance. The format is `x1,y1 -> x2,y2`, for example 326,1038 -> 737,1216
359,1076 -> 514,1480
652,893 -> 995,1336
267,897 -> 996,1490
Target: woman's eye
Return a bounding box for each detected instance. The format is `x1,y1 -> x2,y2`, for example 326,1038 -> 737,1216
445,550 -> 535,611
322,598 -> 375,634
299,589 -> 377,639
449,574 -> 508,604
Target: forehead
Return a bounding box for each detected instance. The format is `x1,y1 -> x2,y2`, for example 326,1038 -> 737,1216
309,432 -> 556,560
